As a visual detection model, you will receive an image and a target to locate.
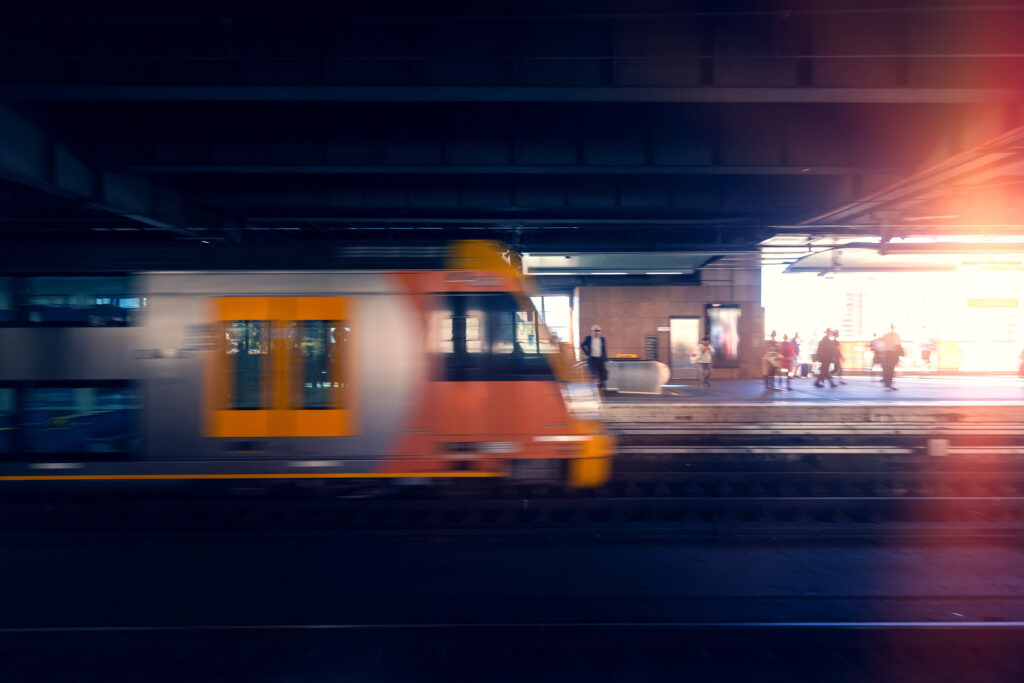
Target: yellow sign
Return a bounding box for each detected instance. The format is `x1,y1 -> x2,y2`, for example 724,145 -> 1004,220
967,298 -> 1019,308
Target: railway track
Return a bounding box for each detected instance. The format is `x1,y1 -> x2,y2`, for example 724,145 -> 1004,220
2,622 -> 1023,682
2,486 -> 1023,540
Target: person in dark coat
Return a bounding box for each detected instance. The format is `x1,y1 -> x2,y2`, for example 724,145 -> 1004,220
814,329 -> 837,388
580,324 -> 608,390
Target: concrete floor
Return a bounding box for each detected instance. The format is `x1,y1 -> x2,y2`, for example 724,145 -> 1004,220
627,375 -> 1024,403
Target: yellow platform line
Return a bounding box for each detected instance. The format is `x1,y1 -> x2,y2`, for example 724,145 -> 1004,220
0,472 -> 505,482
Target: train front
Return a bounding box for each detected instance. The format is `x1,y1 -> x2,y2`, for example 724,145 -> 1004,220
388,241 -> 615,488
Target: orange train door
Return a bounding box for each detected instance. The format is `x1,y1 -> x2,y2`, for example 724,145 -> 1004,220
205,297 -> 355,438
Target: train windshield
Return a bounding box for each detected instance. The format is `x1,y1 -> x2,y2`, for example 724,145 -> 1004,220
433,293 -> 560,381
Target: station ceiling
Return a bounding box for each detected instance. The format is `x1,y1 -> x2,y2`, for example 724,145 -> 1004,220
2,0 -> 1024,268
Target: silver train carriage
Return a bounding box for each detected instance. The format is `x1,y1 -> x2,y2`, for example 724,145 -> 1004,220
0,241 -> 613,489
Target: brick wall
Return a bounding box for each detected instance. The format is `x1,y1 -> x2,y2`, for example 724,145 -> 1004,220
578,264 -> 764,379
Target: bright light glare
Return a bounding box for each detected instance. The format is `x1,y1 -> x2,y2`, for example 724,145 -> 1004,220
763,264 -> 1024,372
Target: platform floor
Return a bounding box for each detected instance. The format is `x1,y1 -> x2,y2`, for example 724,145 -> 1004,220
610,375 -> 1024,404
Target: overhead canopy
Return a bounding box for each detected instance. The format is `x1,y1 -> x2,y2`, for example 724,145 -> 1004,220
763,125 -> 1024,269
522,251 -> 723,276
784,244 -> 1024,273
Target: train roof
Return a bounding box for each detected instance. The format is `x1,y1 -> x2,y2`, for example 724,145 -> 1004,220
0,240 -> 520,275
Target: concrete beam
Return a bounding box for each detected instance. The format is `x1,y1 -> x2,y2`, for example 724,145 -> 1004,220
0,104 -> 191,234
104,164 -> 903,176
3,86 -> 1023,103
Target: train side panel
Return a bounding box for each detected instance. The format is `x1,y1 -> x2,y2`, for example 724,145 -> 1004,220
136,272 -> 424,465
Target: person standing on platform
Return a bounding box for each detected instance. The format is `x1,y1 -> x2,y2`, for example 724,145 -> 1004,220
762,330 -> 781,391
880,324 -> 903,390
779,333 -> 797,390
580,324 -> 608,391
830,330 -> 846,385
814,329 -> 837,388
695,336 -> 714,389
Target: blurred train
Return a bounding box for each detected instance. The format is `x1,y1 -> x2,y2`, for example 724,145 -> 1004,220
0,241 -> 613,488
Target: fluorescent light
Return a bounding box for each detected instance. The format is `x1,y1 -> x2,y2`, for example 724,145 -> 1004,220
590,272 -> 628,275
645,271 -> 683,275
531,271 -> 577,276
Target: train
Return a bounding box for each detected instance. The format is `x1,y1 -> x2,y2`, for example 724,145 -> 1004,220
0,240 -> 614,489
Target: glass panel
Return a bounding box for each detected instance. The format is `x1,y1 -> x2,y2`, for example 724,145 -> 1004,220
292,320 -> 348,410
333,323 -> 352,410
0,388 -> 13,453
532,295 -> 571,344
23,276 -> 141,326
492,308 -> 559,356
435,297 -> 487,380
0,278 -> 14,323
669,317 -> 700,380
23,386 -> 141,454
225,321 -> 269,410
437,294 -> 558,380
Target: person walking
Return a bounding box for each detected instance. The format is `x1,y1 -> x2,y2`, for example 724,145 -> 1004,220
694,336 -> 713,389
779,333 -> 797,390
762,330 -> 781,391
868,333 -> 882,380
880,324 -> 903,390
791,333 -> 803,379
580,324 -> 608,391
830,330 -> 846,385
814,329 -> 837,388
797,333 -> 813,378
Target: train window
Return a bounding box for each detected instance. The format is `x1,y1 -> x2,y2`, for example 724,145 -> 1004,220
433,299 -> 487,380
0,388 -> 13,453
209,297 -> 352,438
436,294 -> 556,381
434,313 -> 483,355
291,320 -> 351,410
22,385 -> 141,454
224,321 -> 270,410
22,276 -> 142,326
490,296 -> 559,379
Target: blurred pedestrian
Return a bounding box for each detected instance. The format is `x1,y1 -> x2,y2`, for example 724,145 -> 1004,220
797,333 -> 813,378
921,336 -> 936,371
814,329 -> 837,388
880,324 -> 903,390
779,333 -> 797,390
869,332 -> 883,380
762,330 -> 781,391
830,330 -> 846,385
695,336 -> 714,389
581,324 -> 608,391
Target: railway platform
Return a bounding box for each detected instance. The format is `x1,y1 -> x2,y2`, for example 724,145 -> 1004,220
602,375 -> 1024,463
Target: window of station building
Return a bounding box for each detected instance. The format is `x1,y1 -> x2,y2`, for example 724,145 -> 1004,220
530,295 -> 572,346
0,388 -> 14,453
224,321 -> 270,410
22,276 -> 143,326
290,320 -> 351,410
22,385 -> 141,454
